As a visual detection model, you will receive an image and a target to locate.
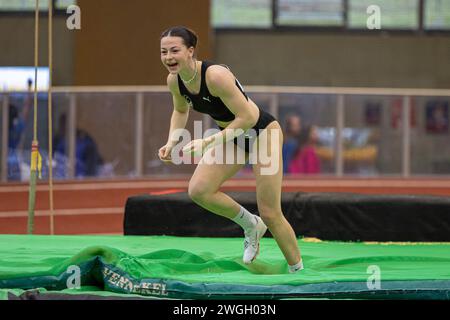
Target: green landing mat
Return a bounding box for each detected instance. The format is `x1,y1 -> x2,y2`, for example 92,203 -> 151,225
1,235 -> 450,300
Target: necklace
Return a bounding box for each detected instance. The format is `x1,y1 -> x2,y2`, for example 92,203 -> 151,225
180,60 -> 198,84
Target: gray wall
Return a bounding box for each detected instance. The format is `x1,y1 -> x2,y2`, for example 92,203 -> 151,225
0,16 -> 74,86
214,31 -> 450,88
2,19 -> 449,89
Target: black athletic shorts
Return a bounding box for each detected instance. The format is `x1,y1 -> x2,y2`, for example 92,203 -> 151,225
218,109 -> 276,153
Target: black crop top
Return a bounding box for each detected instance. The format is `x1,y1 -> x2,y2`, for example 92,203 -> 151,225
177,60 -> 249,122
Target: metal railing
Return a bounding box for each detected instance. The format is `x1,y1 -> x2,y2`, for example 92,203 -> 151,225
1,85 -> 450,182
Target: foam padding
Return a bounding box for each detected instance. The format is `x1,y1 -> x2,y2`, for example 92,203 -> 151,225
1,235 -> 450,300
124,192 -> 450,241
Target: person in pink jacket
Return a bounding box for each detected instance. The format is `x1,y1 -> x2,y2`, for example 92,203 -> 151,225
288,125 -> 321,174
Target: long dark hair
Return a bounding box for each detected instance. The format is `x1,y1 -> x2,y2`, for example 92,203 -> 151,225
160,26 -> 198,49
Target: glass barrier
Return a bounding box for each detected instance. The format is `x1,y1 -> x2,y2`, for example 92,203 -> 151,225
75,92 -> 136,178
1,88 -> 450,181
344,95 -> 402,176
51,92 -> 71,179
411,96 -> 450,175
278,93 -> 337,175
6,92 -> 47,182
0,94 -> 3,181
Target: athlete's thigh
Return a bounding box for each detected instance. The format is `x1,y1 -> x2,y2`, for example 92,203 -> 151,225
190,142 -> 248,191
251,121 -> 284,210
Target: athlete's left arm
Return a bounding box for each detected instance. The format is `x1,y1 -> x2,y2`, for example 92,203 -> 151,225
204,66 -> 259,146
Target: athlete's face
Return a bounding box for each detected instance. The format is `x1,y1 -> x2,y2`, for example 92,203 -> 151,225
160,36 -> 194,74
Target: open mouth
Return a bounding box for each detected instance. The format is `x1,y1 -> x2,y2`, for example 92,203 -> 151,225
167,62 -> 178,68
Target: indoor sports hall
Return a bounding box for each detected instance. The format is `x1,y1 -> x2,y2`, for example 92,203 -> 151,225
1,0 -> 450,300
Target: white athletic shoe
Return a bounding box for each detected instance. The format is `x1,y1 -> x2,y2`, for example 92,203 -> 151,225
243,216 -> 267,264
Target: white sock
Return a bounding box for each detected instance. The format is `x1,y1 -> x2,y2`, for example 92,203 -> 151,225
232,206 -> 258,231
289,260 -> 304,273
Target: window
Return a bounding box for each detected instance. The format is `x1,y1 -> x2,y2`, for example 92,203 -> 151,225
0,0 -> 47,10
0,67 -> 49,91
276,0 -> 344,27
55,0 -> 76,10
0,0 -> 76,11
212,0 -> 449,32
425,0 -> 450,30
212,0 -> 272,28
348,0 -> 419,30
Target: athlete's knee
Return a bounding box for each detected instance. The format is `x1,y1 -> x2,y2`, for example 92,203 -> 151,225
258,204 -> 283,227
188,179 -> 214,203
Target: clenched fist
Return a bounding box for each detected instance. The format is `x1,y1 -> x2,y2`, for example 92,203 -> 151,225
158,141 -> 178,163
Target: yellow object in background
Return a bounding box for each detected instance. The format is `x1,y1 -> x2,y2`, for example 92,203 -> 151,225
30,141 -> 43,179
315,145 -> 378,162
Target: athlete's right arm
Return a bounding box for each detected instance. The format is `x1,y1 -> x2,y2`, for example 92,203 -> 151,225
167,73 -> 190,143
158,74 -> 190,162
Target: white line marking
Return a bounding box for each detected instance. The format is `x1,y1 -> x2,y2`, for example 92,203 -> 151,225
0,207 -> 123,218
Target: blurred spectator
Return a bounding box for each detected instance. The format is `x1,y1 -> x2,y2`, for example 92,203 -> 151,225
426,100 -> 449,134
53,114 -> 104,178
288,125 -> 321,174
282,114 -> 302,174
8,82 -> 32,180
8,103 -> 29,180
